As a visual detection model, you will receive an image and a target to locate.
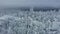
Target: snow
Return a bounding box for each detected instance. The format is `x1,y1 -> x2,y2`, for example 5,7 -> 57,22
0,9 -> 60,34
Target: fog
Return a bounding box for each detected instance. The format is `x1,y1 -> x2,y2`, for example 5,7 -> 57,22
0,0 -> 60,7
0,0 -> 60,34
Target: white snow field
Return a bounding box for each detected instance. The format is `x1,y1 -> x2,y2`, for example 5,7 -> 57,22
0,9 -> 60,34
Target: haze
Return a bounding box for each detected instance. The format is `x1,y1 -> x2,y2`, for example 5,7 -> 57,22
0,0 -> 60,7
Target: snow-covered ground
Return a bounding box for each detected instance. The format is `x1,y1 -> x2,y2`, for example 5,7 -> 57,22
0,9 -> 60,34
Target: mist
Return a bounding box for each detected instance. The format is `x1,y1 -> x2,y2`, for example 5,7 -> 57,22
0,0 -> 60,8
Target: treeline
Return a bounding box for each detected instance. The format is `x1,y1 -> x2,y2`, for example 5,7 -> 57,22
17,7 -> 60,12
33,7 -> 59,12
4,7 -> 60,12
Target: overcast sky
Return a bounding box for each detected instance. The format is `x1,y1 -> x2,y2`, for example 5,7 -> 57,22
0,0 -> 60,7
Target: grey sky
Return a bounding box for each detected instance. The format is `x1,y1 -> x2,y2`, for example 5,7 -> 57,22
0,0 -> 60,7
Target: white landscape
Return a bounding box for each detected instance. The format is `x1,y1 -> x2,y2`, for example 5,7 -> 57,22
0,0 -> 60,34
0,8 -> 60,34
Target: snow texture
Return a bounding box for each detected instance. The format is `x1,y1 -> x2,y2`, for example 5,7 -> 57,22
0,9 -> 60,34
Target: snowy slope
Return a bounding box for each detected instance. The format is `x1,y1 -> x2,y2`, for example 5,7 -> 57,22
0,9 -> 60,34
